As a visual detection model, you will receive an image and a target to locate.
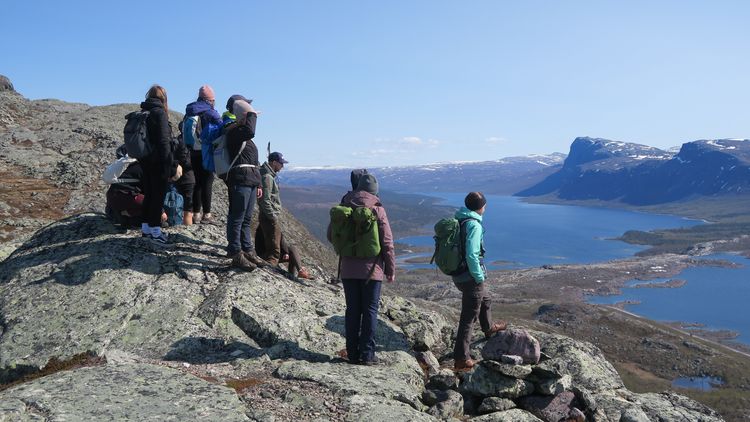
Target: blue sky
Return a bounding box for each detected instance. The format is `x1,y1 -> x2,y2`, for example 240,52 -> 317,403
3,1 -> 749,167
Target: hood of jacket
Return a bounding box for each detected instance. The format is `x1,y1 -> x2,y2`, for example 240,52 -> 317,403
260,161 -> 277,178
341,190 -> 381,208
185,100 -> 214,117
140,97 -> 164,111
454,206 -> 483,222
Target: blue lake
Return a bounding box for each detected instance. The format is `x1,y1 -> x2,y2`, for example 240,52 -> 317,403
398,193 -> 701,269
588,253 -> 750,345
397,193 -> 749,345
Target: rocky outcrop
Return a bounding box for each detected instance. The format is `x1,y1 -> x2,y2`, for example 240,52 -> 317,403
0,75 -> 13,92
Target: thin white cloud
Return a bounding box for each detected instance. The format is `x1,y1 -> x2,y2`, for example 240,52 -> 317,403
485,136 -> 509,145
352,136 -> 441,159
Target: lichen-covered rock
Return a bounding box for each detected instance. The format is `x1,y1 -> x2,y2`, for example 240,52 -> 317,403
477,397 -> 516,414
535,374 -> 572,396
481,360 -> 533,379
426,389 -> 463,419
481,328 -> 540,364
380,295 -> 453,352
0,362 -> 250,421
343,394 -> 438,422
426,368 -> 459,391
0,75 -> 13,92
470,408 -> 543,421
416,350 -> 441,375
594,390 -> 724,422
460,364 -> 534,399
518,391 -> 576,422
528,330 -> 624,393
275,351 -> 425,409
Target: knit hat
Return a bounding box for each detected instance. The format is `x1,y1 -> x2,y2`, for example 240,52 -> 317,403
350,169 -> 369,190
232,100 -> 253,122
226,94 -> 251,111
464,192 -> 487,212
198,85 -> 215,101
356,174 -> 379,196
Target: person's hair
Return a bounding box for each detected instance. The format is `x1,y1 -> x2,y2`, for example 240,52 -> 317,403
464,191 -> 487,211
146,84 -> 169,115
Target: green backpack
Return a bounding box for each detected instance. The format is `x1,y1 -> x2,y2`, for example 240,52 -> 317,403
329,205 -> 381,258
430,217 -> 475,275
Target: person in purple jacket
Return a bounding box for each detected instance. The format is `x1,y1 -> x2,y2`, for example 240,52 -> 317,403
328,172 -> 396,365
184,85 -> 222,224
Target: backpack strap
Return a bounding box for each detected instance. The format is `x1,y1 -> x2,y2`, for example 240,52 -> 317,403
456,217 -> 479,274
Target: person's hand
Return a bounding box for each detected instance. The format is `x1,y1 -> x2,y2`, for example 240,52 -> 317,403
257,187 -> 263,199
387,274 -> 395,283
171,164 -> 183,181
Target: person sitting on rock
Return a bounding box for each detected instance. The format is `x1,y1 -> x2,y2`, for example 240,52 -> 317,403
452,192 -> 507,371
223,99 -> 267,270
328,173 -> 395,365
255,224 -> 312,280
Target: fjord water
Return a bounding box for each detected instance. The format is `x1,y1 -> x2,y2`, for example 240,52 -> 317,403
588,253 -> 750,345
398,193 -> 701,269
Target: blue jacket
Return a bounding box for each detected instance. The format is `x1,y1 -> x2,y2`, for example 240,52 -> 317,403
452,207 -> 486,283
185,100 -> 223,144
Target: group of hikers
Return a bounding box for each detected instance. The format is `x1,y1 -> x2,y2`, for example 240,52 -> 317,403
104,84 -> 505,370
104,84 -> 310,279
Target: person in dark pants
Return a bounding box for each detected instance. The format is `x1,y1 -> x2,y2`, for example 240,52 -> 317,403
327,173 -> 395,365
184,85 -> 222,224
173,132 -> 195,224
224,99 -> 267,270
139,85 -> 178,245
452,192 -> 506,371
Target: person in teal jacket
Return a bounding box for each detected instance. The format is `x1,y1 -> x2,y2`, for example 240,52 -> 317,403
452,192 -> 507,371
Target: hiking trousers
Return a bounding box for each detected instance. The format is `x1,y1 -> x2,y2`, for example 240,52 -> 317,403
258,212 -> 282,264
454,280 -> 492,361
226,185 -> 257,256
191,150 -> 214,214
342,278 -> 382,363
141,165 -> 169,228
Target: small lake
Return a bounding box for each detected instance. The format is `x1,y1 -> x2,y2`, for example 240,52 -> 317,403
588,253 -> 750,345
398,193 -> 701,269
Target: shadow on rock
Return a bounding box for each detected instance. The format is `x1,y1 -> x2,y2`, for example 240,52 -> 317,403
325,315 -> 411,353
163,337 -> 264,364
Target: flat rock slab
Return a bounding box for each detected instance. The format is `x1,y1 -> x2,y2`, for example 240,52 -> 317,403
470,408 -> 543,421
0,362 -> 250,421
344,394 -> 438,422
276,351 -> 425,409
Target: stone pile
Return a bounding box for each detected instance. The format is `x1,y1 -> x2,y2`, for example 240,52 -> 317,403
419,328 -> 723,421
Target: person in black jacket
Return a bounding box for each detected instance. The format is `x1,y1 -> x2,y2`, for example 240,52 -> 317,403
224,99 -> 267,270
173,130 -> 196,225
139,85 -> 179,245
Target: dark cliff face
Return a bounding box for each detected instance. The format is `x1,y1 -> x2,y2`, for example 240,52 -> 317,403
517,137 -> 750,205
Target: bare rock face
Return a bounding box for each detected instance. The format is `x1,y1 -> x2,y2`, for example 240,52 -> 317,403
0,75 -> 12,92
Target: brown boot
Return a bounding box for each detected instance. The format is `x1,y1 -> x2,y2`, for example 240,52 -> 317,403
454,359 -> 476,372
484,321 -> 508,339
297,267 -> 312,280
231,253 -> 256,271
243,250 -> 269,267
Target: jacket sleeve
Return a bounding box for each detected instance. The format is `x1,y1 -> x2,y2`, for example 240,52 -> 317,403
245,112 -> 257,139
155,109 -> 174,179
201,121 -> 223,144
377,206 -> 396,278
258,173 -> 276,218
464,221 -> 485,283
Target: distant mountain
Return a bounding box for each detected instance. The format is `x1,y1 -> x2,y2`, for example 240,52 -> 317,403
281,153 -> 566,195
517,137 -> 750,205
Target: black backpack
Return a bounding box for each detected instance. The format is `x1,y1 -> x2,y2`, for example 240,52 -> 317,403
123,111 -> 152,159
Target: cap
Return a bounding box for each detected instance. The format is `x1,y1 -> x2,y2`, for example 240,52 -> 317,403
269,151 -> 288,164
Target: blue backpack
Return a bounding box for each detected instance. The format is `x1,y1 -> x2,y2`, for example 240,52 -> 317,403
163,185 -> 184,226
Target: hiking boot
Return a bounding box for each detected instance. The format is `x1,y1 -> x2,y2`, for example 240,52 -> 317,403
242,251 -> 269,267
231,253 -> 256,271
484,321 -> 508,339
359,356 -> 379,366
454,359 -> 476,372
200,214 -> 215,225
297,267 -> 312,280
